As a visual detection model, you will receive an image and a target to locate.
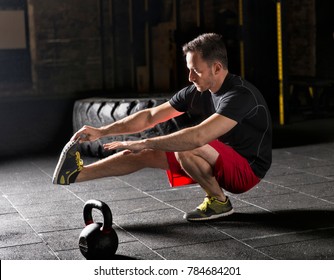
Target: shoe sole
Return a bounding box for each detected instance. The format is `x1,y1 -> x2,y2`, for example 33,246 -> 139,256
52,139 -> 79,184
184,208 -> 234,222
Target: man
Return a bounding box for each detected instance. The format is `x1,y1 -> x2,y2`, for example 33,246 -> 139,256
53,33 -> 272,222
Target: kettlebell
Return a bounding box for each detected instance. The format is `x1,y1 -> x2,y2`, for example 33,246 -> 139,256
79,199 -> 119,260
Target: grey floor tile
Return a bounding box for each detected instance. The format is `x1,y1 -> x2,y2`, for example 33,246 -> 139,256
30,158 -> 61,176
27,212 -> 84,233
114,227 -> 139,243
0,213 -> 42,248
300,165 -> 334,178
160,197 -> 204,213
243,192 -> 333,212
0,243 -> 58,260
106,196 -> 172,216
0,196 -> 16,215
114,208 -> 185,231
118,168 -> 171,191
156,239 -> 271,260
265,173 -> 332,187
0,159 -> 39,174
4,187 -> 78,206
56,248 -> 86,260
75,186 -> 148,202
40,228 -> 83,251
15,199 -> 84,218
0,206 -> 16,215
289,181 -> 334,198
68,177 -> 128,193
116,241 -> 164,260
147,185 -> 204,202
257,237 -> 334,259
324,196 -> 334,202
207,207 -> 289,241
271,208 -> 334,230
264,163 -> 303,178
0,232 -> 43,249
0,179 -> 54,195
284,145 -> 334,161
273,154 -> 332,169
119,222 -> 230,250
207,207 -> 334,242
0,169 -> 50,184
236,181 -> 296,199
244,228 -> 334,249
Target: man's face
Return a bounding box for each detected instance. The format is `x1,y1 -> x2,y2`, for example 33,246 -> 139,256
186,51 -> 216,93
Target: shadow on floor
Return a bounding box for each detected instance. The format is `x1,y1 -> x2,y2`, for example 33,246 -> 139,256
273,117 -> 334,148
118,209 -> 334,238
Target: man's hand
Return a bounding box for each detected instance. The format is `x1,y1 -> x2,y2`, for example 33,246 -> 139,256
103,140 -> 146,153
71,125 -> 104,143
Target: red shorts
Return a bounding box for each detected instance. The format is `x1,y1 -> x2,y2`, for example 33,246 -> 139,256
165,140 -> 260,194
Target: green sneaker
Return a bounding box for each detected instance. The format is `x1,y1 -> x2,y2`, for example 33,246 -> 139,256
52,139 -> 83,185
184,196 -> 234,221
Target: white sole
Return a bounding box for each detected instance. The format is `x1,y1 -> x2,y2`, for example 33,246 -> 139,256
184,208 -> 234,221
52,139 -> 78,184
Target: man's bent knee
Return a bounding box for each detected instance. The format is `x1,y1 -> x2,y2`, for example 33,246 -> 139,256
174,150 -> 193,165
175,145 -> 219,167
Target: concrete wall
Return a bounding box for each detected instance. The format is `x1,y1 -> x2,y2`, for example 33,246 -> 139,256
286,0 -> 316,77
0,97 -> 74,158
27,0 -> 103,96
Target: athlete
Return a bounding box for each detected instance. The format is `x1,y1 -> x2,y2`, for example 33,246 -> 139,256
53,33 -> 272,222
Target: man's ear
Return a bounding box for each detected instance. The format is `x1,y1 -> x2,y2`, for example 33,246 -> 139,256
213,62 -> 223,75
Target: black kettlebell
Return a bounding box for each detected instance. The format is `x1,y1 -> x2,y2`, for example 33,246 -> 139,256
79,199 -> 119,260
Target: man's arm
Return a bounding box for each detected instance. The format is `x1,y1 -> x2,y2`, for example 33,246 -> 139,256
73,101 -> 183,142
103,113 -> 237,152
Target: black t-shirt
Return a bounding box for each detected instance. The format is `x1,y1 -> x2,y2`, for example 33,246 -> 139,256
169,73 -> 272,178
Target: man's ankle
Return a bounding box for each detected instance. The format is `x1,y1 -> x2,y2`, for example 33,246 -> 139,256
216,195 -> 227,203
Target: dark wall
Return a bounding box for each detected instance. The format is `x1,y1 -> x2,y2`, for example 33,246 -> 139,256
316,1 -> 334,78
0,97 -> 74,158
243,0 -> 279,121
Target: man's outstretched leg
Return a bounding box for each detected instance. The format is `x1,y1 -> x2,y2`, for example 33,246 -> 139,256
76,148 -> 169,182
52,139 -> 169,185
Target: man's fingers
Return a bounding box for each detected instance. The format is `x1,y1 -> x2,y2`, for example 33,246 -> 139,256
71,125 -> 97,143
103,142 -> 123,150
103,141 -> 146,154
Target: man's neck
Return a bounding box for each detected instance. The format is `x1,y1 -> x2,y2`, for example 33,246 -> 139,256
209,70 -> 229,94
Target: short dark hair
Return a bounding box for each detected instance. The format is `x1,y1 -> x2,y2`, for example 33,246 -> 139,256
182,33 -> 228,69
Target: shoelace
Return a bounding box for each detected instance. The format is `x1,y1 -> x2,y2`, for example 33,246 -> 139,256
197,197 -> 216,211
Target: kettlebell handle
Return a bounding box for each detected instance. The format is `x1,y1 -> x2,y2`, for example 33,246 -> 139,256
83,199 -> 113,233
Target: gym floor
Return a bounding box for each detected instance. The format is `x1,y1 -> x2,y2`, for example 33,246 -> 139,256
0,140 -> 334,260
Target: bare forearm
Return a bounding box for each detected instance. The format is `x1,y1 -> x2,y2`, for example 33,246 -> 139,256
100,109 -> 154,137
103,126 -> 203,153
144,126 -> 204,151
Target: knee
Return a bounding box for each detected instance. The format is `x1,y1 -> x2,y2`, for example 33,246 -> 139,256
175,150 -> 195,165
